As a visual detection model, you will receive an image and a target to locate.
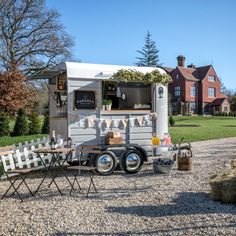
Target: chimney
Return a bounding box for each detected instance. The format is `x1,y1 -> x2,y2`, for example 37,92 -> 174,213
177,55 -> 186,67
187,63 -> 196,69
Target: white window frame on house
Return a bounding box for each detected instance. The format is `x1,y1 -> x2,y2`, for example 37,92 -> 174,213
189,102 -> 197,113
174,86 -> 180,97
208,75 -> 215,81
208,87 -> 216,97
176,74 -> 179,80
190,86 -> 197,97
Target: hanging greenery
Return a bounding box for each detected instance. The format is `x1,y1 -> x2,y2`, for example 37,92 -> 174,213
111,69 -> 172,85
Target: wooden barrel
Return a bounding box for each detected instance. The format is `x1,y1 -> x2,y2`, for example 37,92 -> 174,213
177,157 -> 192,171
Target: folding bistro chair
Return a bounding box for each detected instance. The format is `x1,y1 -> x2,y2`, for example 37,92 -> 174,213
67,166 -> 98,197
0,151 -> 34,202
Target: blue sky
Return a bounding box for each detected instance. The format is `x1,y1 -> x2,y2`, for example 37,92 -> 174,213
46,0 -> 236,89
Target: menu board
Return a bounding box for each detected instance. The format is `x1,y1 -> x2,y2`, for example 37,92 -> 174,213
74,90 -> 96,109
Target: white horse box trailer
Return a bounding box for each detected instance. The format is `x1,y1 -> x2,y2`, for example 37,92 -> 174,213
32,62 -> 169,175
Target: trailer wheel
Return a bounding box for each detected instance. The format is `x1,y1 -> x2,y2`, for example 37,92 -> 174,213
93,151 -> 117,175
121,149 -> 144,174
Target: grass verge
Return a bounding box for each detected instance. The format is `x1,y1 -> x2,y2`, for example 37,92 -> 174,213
169,116 -> 236,143
0,134 -> 46,147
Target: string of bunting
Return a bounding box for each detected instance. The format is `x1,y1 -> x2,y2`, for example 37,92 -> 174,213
68,111 -> 157,129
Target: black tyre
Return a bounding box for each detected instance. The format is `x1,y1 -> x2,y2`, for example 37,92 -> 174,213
121,149 -> 144,174
93,151 -> 117,175
67,160 -> 86,166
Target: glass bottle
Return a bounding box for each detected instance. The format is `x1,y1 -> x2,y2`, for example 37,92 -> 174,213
50,130 -> 56,149
67,137 -> 73,148
164,133 -> 171,145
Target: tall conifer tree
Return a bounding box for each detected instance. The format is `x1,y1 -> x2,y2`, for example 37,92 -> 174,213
136,31 -> 160,67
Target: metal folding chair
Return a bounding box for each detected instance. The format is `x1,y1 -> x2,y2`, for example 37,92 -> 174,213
67,166 -> 98,197
0,151 -> 34,202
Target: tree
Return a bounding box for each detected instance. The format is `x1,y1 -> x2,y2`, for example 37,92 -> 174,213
12,109 -> 29,136
136,31 -> 160,67
41,113 -> 49,134
0,68 -> 35,115
0,112 -> 11,136
29,112 -> 41,134
0,0 -> 74,75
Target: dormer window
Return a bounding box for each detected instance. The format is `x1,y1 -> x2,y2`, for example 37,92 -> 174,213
208,75 -> 215,81
176,74 -> 179,80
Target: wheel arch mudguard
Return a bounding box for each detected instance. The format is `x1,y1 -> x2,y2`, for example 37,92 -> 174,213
130,145 -> 148,162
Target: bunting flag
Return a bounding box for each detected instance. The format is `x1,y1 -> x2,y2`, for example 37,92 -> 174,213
112,119 -> 120,128
97,119 -> 102,128
129,118 -> 135,127
78,119 -> 85,128
120,119 -> 128,129
87,118 -> 95,128
105,119 -> 112,128
70,111 -> 157,128
136,117 -> 143,126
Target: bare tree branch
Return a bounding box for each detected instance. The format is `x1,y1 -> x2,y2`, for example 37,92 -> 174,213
0,0 -> 74,74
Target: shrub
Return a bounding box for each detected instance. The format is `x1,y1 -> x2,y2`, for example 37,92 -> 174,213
29,112 -> 42,134
107,99 -> 112,105
102,99 -> 107,105
41,114 -> 49,134
169,115 -> 175,127
12,109 -> 29,136
0,112 -> 11,136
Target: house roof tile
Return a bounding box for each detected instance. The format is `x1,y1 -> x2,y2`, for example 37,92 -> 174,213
177,67 -> 199,81
162,67 -> 174,73
195,65 -> 212,80
163,65 -> 212,81
211,97 -> 229,106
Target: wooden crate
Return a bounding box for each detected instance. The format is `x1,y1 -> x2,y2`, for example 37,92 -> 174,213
107,132 -> 120,138
106,137 -> 123,145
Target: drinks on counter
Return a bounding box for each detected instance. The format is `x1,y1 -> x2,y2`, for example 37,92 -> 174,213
152,134 -> 160,145
164,133 -> 171,145
152,133 -> 171,145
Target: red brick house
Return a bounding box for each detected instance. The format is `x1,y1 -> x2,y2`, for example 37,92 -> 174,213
164,55 -> 230,115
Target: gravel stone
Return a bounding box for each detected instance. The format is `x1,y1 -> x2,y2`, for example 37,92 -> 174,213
0,137 -> 236,235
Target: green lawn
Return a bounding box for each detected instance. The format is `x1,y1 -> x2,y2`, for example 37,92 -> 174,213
169,116 -> 236,143
0,134 -> 46,147
1,116 -> 236,146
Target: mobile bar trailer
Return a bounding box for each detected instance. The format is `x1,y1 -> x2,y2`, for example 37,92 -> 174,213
31,62 -> 169,175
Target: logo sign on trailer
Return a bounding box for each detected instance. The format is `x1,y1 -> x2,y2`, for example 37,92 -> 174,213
74,90 -> 96,109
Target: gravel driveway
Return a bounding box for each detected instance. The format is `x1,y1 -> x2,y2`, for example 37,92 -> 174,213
0,137 -> 236,236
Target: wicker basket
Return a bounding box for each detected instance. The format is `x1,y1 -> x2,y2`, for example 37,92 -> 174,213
177,157 -> 192,171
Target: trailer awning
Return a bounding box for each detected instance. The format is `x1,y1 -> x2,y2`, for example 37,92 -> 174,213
27,62 -> 166,80
28,69 -> 66,80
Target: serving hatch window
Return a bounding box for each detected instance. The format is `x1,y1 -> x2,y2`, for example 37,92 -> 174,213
102,81 -> 151,110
